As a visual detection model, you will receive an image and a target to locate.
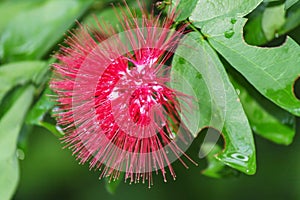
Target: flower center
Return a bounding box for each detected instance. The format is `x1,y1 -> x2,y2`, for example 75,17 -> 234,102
129,83 -> 166,126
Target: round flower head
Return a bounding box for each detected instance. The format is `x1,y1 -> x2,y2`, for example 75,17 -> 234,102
51,1 -> 196,187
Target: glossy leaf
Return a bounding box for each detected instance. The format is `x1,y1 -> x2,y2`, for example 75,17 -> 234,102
243,2 -> 285,46
285,0 -> 299,9
166,0 -> 198,21
38,121 -> 64,138
26,87 -> 55,125
202,18 -> 300,116
0,85 -> 35,200
244,1 -> 299,45
25,86 -> 64,137
262,3 -> 286,40
171,32 -> 256,175
228,68 -> 295,145
198,129 -> 239,178
201,142 -> 239,178
190,0 -> 262,26
0,61 -> 47,104
0,0 -> 92,62
263,0 -> 281,2
244,11 -> 268,46
201,143 -> 225,178
279,1 -> 300,35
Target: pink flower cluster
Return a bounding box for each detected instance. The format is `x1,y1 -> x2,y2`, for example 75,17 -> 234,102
51,3 -> 195,187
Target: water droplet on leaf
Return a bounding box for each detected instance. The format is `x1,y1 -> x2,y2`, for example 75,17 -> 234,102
178,57 -> 186,65
196,73 -> 202,79
224,29 -> 235,38
230,18 -> 237,24
230,153 -> 249,162
16,149 -> 25,160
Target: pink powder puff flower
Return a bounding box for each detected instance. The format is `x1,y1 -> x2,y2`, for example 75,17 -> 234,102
50,1 -> 196,187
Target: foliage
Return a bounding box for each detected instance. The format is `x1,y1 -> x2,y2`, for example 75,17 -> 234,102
0,0 -> 299,199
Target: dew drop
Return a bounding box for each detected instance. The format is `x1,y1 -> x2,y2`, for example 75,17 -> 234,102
196,73 -> 202,79
224,29 -> 235,38
169,132 -> 176,140
230,153 -> 249,162
16,149 -> 25,160
230,18 -> 237,24
53,106 -> 59,112
55,125 -> 63,134
178,57 -> 186,65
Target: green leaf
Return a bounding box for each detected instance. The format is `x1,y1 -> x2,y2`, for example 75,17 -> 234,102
263,0 -> 281,2
279,1 -> 300,35
38,121 -> 65,138
25,86 -> 64,137
201,142 -> 239,178
244,1 -> 300,45
0,61 -> 47,104
0,0 -> 92,62
175,0 -> 199,21
262,4 -> 286,40
202,17 -> 300,116
26,87 -> 55,125
228,68 -> 295,145
201,143 -> 225,178
0,1 -> 33,34
244,11 -> 268,45
171,32 -> 256,175
190,0 -> 262,27
0,156 -> 19,200
165,0 -> 198,21
0,85 -> 35,200
285,0 -> 299,9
